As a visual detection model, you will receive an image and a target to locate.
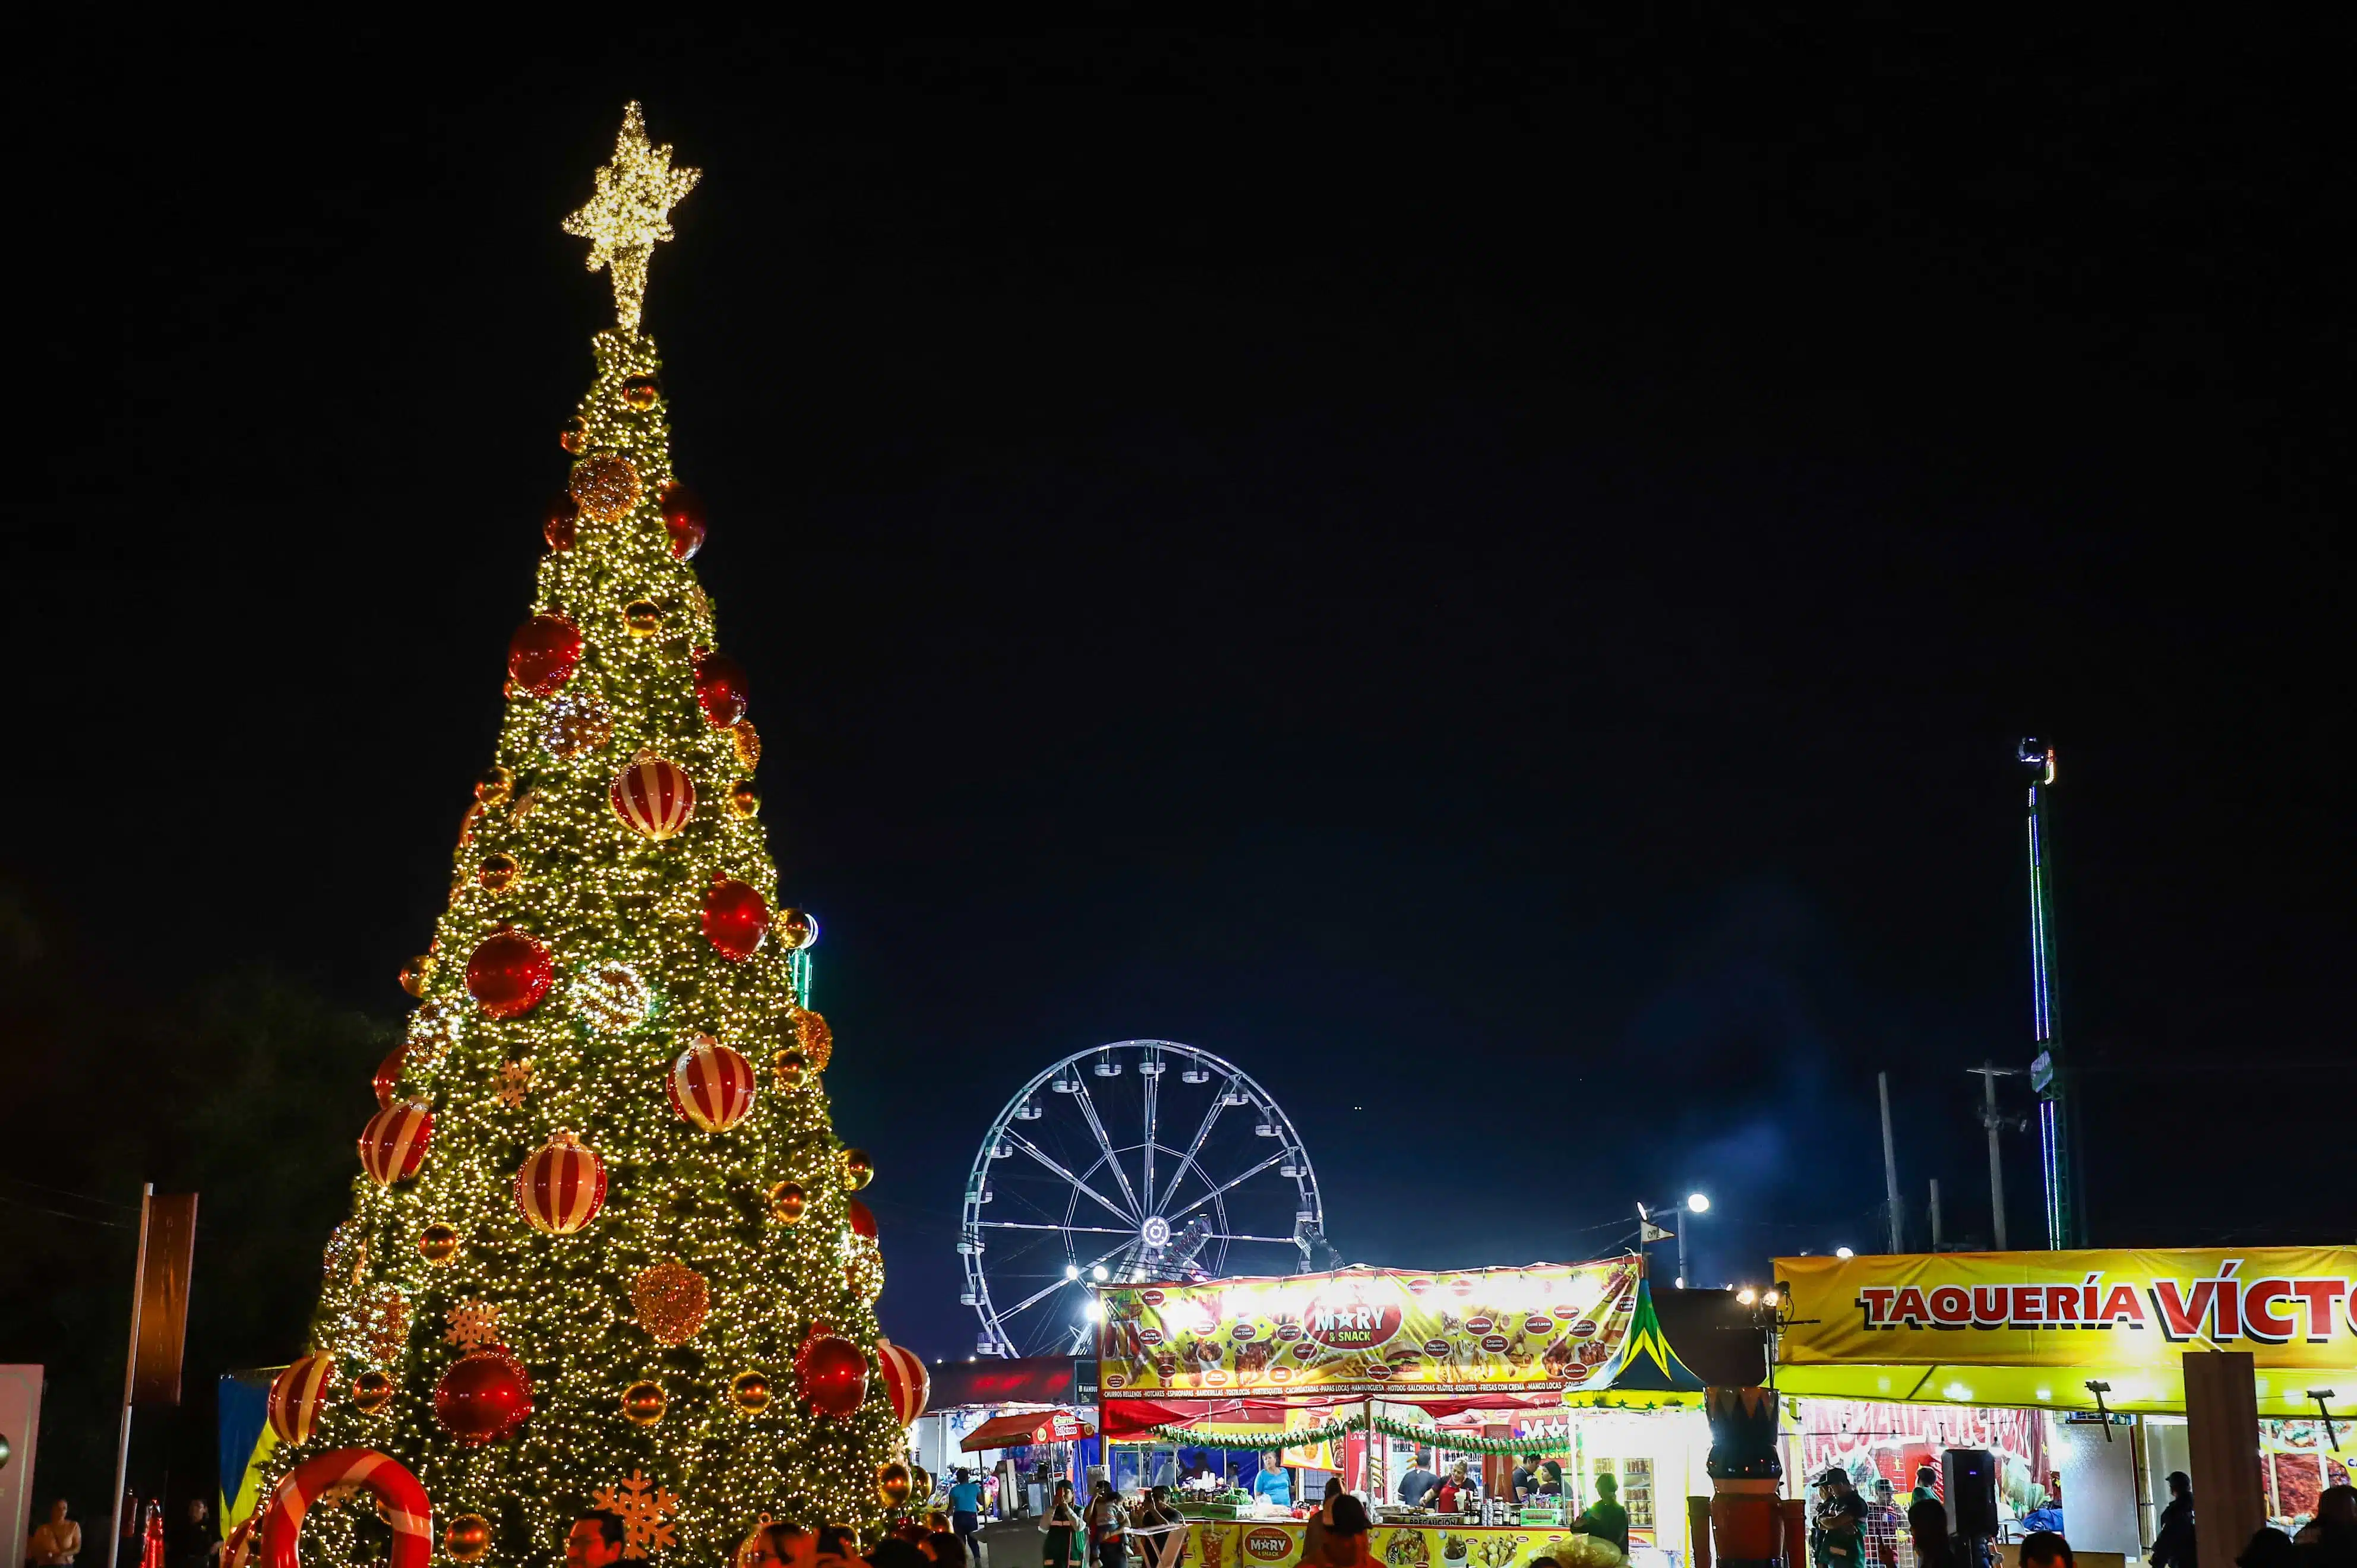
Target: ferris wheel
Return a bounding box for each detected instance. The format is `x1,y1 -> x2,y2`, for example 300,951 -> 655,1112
959,1041 -> 1330,1358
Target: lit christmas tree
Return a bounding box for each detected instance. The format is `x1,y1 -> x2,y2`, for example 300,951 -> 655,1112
254,106 -> 918,1567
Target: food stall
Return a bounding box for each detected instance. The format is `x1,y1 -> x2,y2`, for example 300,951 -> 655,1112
1774,1246 -> 2357,1560
914,1354 -> 1098,1515
1098,1257 -> 1731,1567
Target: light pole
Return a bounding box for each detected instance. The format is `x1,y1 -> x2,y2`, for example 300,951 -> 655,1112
1638,1193 -> 1710,1285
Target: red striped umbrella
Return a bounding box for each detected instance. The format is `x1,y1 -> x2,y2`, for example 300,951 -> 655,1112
358,1102 -> 433,1186
666,1036 -> 756,1131
609,753 -> 694,839
514,1131 -> 607,1234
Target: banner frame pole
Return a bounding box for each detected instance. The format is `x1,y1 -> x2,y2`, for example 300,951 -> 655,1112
106,1183 -> 154,1568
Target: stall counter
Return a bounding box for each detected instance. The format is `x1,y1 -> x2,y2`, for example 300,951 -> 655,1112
1184,1518 -> 1594,1568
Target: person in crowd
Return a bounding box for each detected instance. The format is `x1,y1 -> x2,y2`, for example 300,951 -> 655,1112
1432,1465 -> 1469,1516
564,1513 -> 627,1568
2020,1532 -> 2074,1568
1862,1478 -> 1902,1568
30,1502 -> 82,1568
2296,1482 -> 2357,1548
1575,1474 -> 1629,1557
921,1532 -> 966,1568
1303,1478 -> 1348,1562
2151,1472 -> 2196,1568
816,1526 -> 862,1568
868,1539 -> 928,1568
1812,1469 -> 1868,1568
169,1500 -> 217,1568
1397,1453 -> 1440,1509
1085,1480 -> 1127,1568
947,1471 -> 986,1561
1041,1480 -> 1083,1568
737,1523 -> 816,1568
1537,1461 -> 1566,1500
1133,1487 -> 1186,1568
1317,1497 -> 1380,1568
1252,1454 -> 1293,1510
2237,1528 -> 2295,1568
1512,1456 -> 1545,1504
1906,1470 -> 1951,1568
2022,1475 -> 2065,1537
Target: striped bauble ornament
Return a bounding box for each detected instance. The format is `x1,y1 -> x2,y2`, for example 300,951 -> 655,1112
514,1130 -> 606,1234
266,1352 -> 336,1444
358,1101 -> 433,1186
608,753 -> 694,839
666,1036 -> 756,1131
876,1335 -> 931,1427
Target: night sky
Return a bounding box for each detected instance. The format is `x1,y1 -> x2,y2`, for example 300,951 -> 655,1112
5,17 -> 2347,1377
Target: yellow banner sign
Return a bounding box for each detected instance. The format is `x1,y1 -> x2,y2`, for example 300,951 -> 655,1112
1187,1518 -> 1590,1568
1098,1261 -> 1639,1398
1778,1248 -> 2357,1371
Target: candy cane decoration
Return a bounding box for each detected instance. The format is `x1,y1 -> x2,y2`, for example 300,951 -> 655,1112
254,1448 -> 431,1568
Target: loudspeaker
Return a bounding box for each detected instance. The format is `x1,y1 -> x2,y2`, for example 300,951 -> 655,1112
1942,1449 -> 1999,1538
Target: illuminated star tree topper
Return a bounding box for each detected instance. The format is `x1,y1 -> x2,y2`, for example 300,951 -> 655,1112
564,102 -> 702,333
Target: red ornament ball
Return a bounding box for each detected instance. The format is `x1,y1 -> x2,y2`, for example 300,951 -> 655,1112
358,1101 -> 433,1186
506,614 -> 582,697
702,878 -> 769,961
667,1036 -> 757,1132
434,1346 -> 533,1446
848,1199 -> 878,1241
693,650 -> 749,729
544,494 -> 579,552
372,1042 -> 406,1109
660,483 -> 707,560
467,928 -> 552,1019
514,1131 -> 607,1235
609,754 -> 695,839
799,1333 -> 868,1418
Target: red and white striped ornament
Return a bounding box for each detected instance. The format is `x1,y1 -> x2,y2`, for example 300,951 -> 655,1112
514,1130 -> 607,1234
666,1036 -> 757,1131
267,1353 -> 336,1444
358,1101 -> 433,1186
876,1335 -> 931,1427
608,753 -> 695,840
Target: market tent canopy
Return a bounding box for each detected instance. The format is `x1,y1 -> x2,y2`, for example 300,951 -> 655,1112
1777,1247 -> 2357,1417
961,1408 -> 1097,1451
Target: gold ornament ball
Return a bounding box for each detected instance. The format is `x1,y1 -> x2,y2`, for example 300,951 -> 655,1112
770,1048 -> 807,1093
444,1515 -> 492,1564
350,1370 -> 395,1415
621,1379 -> 668,1427
418,1223 -> 461,1264
624,599 -> 664,636
729,1370 -> 772,1415
911,1466 -> 932,1500
732,720 -> 762,770
775,908 -> 816,951
620,375 -> 662,410
478,852 -> 519,895
726,779 -> 760,819
475,765 -> 513,806
558,418 -> 589,455
767,1181 -> 807,1224
877,1462 -> 913,1508
397,953 -> 433,998
568,453 -> 643,523
841,1147 -> 874,1191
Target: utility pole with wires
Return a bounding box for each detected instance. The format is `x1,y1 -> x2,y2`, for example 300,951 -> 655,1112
1967,1062 -> 2029,1251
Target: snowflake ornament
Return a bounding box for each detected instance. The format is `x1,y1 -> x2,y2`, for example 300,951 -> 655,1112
591,1470 -> 679,1559
446,1298 -> 501,1352
497,1057 -> 535,1108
